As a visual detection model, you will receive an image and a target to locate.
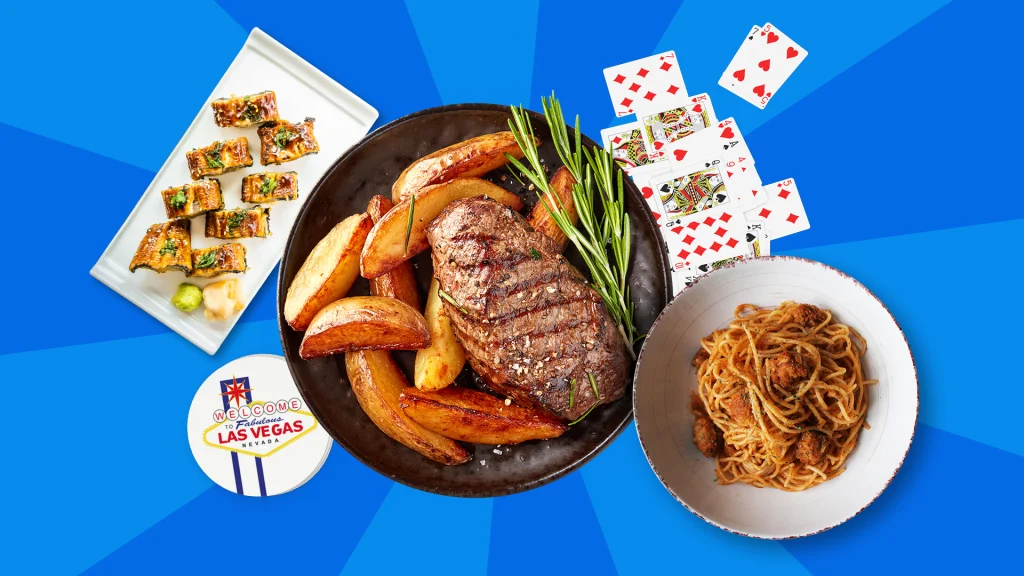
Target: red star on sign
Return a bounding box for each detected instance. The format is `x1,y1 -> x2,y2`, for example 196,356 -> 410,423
220,375 -> 251,408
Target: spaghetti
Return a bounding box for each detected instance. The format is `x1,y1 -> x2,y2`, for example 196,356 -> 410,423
691,302 -> 874,491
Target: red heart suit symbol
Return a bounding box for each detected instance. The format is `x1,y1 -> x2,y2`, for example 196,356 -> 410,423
691,104 -> 702,113
758,59 -> 770,71
720,127 -> 734,139
767,31 -> 779,43
674,149 -> 687,161
641,186 -> 653,199
753,85 -> 766,97
732,69 -> 745,81
786,46 -> 798,59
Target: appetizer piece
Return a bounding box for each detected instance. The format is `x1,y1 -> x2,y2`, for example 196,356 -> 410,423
346,350 -> 470,465
360,177 -> 524,279
392,131 -> 538,203
172,283 -> 203,312
284,213 -> 373,331
203,279 -> 243,321
299,296 -> 430,359
191,243 -> 248,278
205,207 -> 270,239
185,137 -> 253,180
129,219 -> 192,275
414,278 -> 466,391
161,179 -> 224,219
528,166 -> 578,252
400,387 -> 568,445
257,118 -> 319,165
365,196 -> 420,310
210,91 -> 279,128
241,171 -> 298,204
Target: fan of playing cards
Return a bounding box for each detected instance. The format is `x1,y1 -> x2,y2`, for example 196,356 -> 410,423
600,31 -> 810,294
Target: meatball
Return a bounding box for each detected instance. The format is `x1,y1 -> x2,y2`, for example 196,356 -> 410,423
692,348 -> 710,368
795,430 -> 829,466
724,392 -> 755,426
765,351 -> 810,392
692,416 -> 721,458
791,304 -> 827,329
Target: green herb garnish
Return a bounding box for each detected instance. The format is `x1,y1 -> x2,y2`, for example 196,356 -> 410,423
273,127 -> 294,150
227,211 -> 245,230
437,287 -> 468,315
158,239 -> 177,256
259,174 -> 278,197
568,378 -> 577,408
242,99 -> 261,123
205,142 -> 224,169
529,248 -> 542,260
568,399 -> 601,426
588,372 -> 600,398
404,193 -> 415,254
507,93 -> 638,358
195,250 -> 216,269
169,187 -> 188,210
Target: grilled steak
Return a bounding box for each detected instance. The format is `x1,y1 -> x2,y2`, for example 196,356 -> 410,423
426,197 -> 629,421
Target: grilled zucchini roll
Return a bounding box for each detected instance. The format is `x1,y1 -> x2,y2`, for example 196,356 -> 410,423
161,179 -> 224,219
191,243 -> 248,278
241,171 -> 298,204
211,91 -> 279,128
186,137 -> 253,180
205,207 -> 271,239
257,118 -> 319,165
129,219 -> 192,274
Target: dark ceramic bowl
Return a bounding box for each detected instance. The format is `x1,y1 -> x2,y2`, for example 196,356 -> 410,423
278,104 -> 670,497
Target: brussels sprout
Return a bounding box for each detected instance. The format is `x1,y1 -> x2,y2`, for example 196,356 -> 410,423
172,283 -> 204,312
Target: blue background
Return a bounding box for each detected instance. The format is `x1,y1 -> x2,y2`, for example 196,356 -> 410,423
1,1 -> 1021,574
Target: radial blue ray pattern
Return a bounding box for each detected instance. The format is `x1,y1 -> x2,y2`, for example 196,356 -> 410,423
488,472 -> 617,575
785,218 -> 1024,455
0,320 -> 282,575
341,484 -> 492,576
0,1 -> 246,171
83,444 -> 393,575
406,1 -> 539,107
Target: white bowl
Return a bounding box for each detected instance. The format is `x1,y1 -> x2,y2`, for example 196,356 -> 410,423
633,256 -> 918,539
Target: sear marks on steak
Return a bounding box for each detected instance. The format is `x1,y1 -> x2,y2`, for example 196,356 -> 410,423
426,197 -> 629,421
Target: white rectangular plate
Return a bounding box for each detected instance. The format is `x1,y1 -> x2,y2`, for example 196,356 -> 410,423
91,28 -> 378,354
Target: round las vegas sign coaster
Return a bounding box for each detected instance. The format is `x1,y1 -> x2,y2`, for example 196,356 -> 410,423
187,354 -> 332,497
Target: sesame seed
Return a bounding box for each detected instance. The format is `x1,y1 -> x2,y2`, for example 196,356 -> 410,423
546,286 -> 556,293
493,448 -> 503,455
505,398 -> 512,406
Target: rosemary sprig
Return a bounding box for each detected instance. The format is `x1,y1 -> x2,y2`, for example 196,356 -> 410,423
404,193 -> 415,254
506,93 -> 638,358
569,399 -> 601,426
437,287 -> 468,315
568,378 -> 577,408
588,372 -> 600,398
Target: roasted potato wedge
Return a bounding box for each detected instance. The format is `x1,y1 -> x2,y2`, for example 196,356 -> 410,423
361,177 -> 524,279
414,278 -> 467,391
347,350 -> 470,465
399,386 -> 568,445
299,296 -> 430,359
284,213 -> 373,331
366,196 -> 420,310
528,166 -> 578,252
392,131 -> 538,203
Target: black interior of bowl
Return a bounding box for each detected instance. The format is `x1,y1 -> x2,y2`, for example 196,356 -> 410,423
277,104 -> 670,497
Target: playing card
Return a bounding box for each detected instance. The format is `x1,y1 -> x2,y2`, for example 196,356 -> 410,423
604,51 -> 688,117
639,93 -> 717,160
746,218 -> 771,257
652,164 -> 734,225
601,122 -> 657,173
633,163 -> 673,226
745,178 -> 809,239
663,204 -> 749,269
718,24 -> 763,85
665,118 -> 753,167
719,22 -> 807,109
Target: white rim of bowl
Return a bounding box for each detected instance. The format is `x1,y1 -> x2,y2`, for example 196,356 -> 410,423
632,255 -> 919,539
